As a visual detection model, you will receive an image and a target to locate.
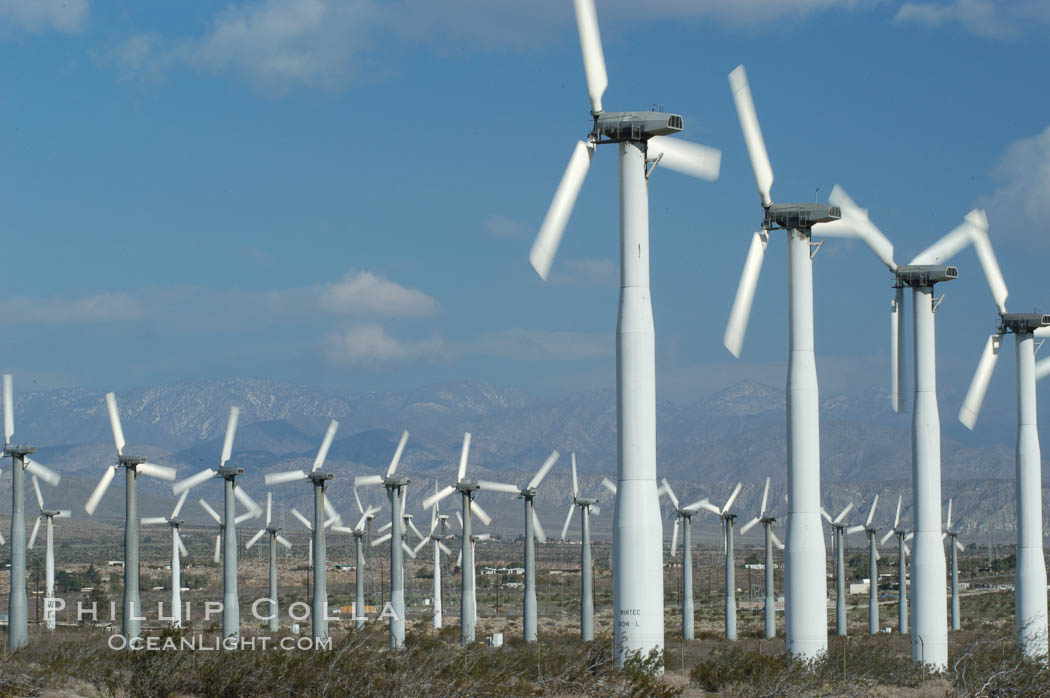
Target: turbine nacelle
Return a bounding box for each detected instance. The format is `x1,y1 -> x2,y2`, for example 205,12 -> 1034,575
594,111 -> 683,142
4,444 -> 35,457
216,466 -> 245,479
763,203 -> 840,231
1000,313 -> 1050,334
895,264 -> 958,287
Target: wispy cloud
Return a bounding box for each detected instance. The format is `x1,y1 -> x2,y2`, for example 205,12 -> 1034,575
977,124 -> 1050,253
0,0 -> 88,34
484,214 -> 529,239
548,258 -> 618,288
474,328 -> 612,361
895,0 -> 1050,39
320,271 -> 438,316
325,324 -> 444,364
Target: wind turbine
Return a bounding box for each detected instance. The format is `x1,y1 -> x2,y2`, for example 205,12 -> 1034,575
332,487 -> 378,631
659,478 -> 710,642
822,502 -> 855,637
696,483 -> 743,641
724,66 -> 904,658
411,486 -> 452,630
560,454 -> 601,642
84,391 -> 176,640
944,498 -> 965,632
453,527 -> 495,636
478,450 -> 559,643
172,406 -> 262,642
846,496 -> 881,635
528,0 -> 720,666
421,432 -> 495,646
740,477 -> 783,639
26,476 -> 70,631
879,494 -> 910,635
141,491 -> 191,628
355,430 -> 412,649
3,374 -> 61,648
265,419 -> 341,642
953,252 -> 1049,657
245,493 -> 293,633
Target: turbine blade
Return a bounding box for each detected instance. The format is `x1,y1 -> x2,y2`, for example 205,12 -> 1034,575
909,217 -> 972,265
529,141 -> 594,280
371,533 -> 392,547
847,525 -> 865,535
313,419 -> 340,472
891,287 -> 903,413
403,541 -> 416,559
457,432 -> 471,483
591,504 -> 600,516
24,458 -> 60,487
724,231 -> 768,357
881,529 -> 895,546
527,450 -> 560,490
173,468 -> 217,495
561,504 -> 575,541
355,474 -> 385,488
571,453 -> 579,500
377,521 -> 392,534
1037,355 -> 1050,382
740,517 -> 761,535
646,136 -> 721,181
821,507 -> 832,524
834,502 -> 854,525
55,510 -> 71,518
172,490 -> 189,519
386,429 -> 409,477
141,517 -> 168,525
323,498 -> 342,528
214,535 -> 221,564
820,185 -> 897,270
771,530 -> 784,550
946,498 -> 953,530
866,495 -> 879,527
138,463 -> 177,481
438,541 -> 452,556
413,537 -> 429,556
28,517 -> 41,549
407,518 -> 425,541
661,478 -> 679,510
956,540 -> 964,552
965,210 -> 1008,314
354,487 -> 364,515
894,494 -> 902,529
104,392 -> 126,456
697,500 -> 722,516
2,374 -> 12,444
265,470 -> 309,486
266,492 -> 272,526
477,480 -> 521,495
199,499 -> 222,524
85,466 -> 118,515
176,529 -> 188,558
275,534 -> 292,550
571,0 -> 607,114
532,509 -> 547,543
760,477 -> 770,516
422,485 -> 455,510
234,485 -> 263,517
728,65 -> 773,207
31,475 -> 44,510
220,406 -> 240,467
960,334 -> 1002,430
723,482 -> 743,514
291,507 -> 313,530
601,477 -> 617,495
472,501 -> 493,527
246,528 -> 266,549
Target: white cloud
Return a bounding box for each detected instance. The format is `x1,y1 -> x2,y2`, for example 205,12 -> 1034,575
320,271 -> 438,316
4,292 -> 146,325
0,0 -> 88,34
895,0 -> 1050,38
549,258 -> 618,288
474,328 -> 612,361
325,324 -> 444,364
977,125 -> 1050,253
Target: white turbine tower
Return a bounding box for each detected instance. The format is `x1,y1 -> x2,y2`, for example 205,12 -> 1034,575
478,450 -> 559,643
411,489 -> 452,630
723,70 -> 900,659
84,391 -> 176,640
560,454 -> 601,642
26,476 -> 70,631
659,478 -> 710,642
331,488 -> 378,631
422,433 -> 495,646
696,483 -> 743,641
822,502 -> 855,637
172,406 -> 262,642
4,374 -> 61,648
879,494 -> 910,635
265,419 -> 342,642
846,496 -> 881,635
943,498 -> 966,632
141,491 -> 191,628
245,493 -> 293,633
528,0 -> 720,666
953,251 -> 1049,658
740,477 -> 783,639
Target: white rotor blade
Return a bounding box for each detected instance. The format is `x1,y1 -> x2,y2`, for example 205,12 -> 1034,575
291,508 -> 313,530
591,504 -> 600,516
529,141 -> 594,280
175,529 -> 188,558
438,541 -> 452,556
904,542 -> 910,556
532,509 -> 547,543
910,217 -> 972,265
571,453 -> 579,500
199,499 -> 222,524
266,470 -> 309,486
355,474 -> 385,488
965,210 -> 1008,314
846,525 -> 865,535
819,185 -> 897,270
455,547 -> 462,569
601,477 -> 617,495
403,541 -> 416,559
237,512 -> 255,527
138,463 -> 177,481
891,288 -> 903,413
697,500 -> 722,516
413,537 -> 429,556
647,136 -> 721,181
0,530 -> 5,544
28,517 -> 41,549
956,540 -> 964,553
323,497 -> 341,527
457,432 -> 471,483
905,532 -> 914,542
760,477 -> 770,516
234,486 -> 263,517
866,495 -> 879,527
771,530 -> 784,550
670,517 -> 680,556
834,502 -> 854,525
55,510 -> 71,518
2,373 -> 12,444
571,0 -> 607,115
740,517 -> 761,535
477,480 -> 521,495
386,429 -> 409,477
472,501 -> 492,527
275,534 -> 292,550
313,419 -> 340,472
528,450 -> 560,490
141,517 -> 168,525
265,492 -> 272,526
422,485 -> 455,510
881,529 -> 895,546
728,65 -> 773,207
474,533 -> 491,542
31,475 -> 44,510
1037,356 -> 1050,382
214,535 -> 221,564
821,508 -> 832,524
894,494 -> 902,528
378,521 -> 392,534
371,532 -> 392,547
661,478 -> 679,510
172,490 -> 189,519
219,406 -> 240,467
722,482 -> 743,514
946,498 -> 953,530
560,504 -> 575,541
959,334 -> 1002,430
173,468 -> 216,495
84,466 -> 118,515
246,528 -> 266,549
407,517 -> 425,541
724,231 -> 768,357
104,392 -> 125,456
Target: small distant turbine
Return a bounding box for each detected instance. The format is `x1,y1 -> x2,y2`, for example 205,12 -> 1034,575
879,494 -> 910,635
245,493 -> 293,633
846,496 -> 881,635
141,490 -> 191,628
411,486 -> 452,630
332,488 -> 378,631
84,391 -> 176,640
659,478 -> 710,642
739,477 -> 783,639
943,498 -> 965,632
821,502 -> 855,637
697,483 -> 743,641
559,454 -> 601,641
26,475 -> 70,631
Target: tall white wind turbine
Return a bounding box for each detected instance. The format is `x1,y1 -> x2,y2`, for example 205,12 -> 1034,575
560,454 -> 601,642
411,488 -> 452,630
4,374 -> 61,648
245,492 -> 293,633
478,450 -> 559,643
696,482 -> 743,641
723,70 -> 899,659
528,0 -> 720,666
84,391 -> 176,640
659,478 -> 710,642
740,477 -> 783,639
822,502 -> 855,637
332,487 -> 378,631
879,494 -> 911,635
846,496 -> 881,635
26,475 -> 70,631
141,490 -> 191,628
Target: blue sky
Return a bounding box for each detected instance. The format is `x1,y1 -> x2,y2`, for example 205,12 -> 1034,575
0,0 -> 1047,424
